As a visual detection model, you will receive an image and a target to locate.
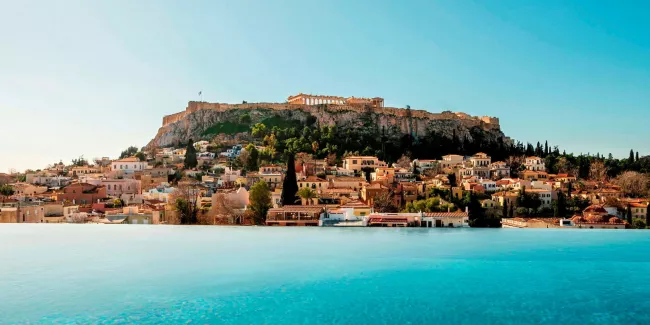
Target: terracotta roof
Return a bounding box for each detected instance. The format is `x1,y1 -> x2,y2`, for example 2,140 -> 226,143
424,211 -> 469,218
114,157 -> 140,162
301,176 -> 327,182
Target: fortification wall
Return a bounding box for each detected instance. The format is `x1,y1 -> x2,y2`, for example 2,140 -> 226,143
161,101 -> 500,130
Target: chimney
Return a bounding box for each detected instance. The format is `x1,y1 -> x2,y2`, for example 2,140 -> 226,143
465,206 -> 469,214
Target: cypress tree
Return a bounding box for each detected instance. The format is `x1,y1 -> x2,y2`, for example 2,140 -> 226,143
509,204 -> 514,218
280,153 -> 299,206
646,204 -> 649,229
184,138 -> 198,169
544,141 -> 549,157
636,152 -> 639,162
626,205 -> 633,224
629,149 -> 635,162
502,200 -> 508,218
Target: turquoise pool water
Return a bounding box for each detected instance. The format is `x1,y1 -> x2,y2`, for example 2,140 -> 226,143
1,225 -> 649,324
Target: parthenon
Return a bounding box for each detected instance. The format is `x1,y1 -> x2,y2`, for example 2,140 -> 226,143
287,93 -> 385,108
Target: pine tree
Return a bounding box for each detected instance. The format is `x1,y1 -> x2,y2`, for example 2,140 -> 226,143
280,153 -> 299,206
184,138 -> 198,169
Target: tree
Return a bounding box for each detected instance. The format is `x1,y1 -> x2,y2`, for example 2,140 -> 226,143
636,151 -> 640,162
184,139 -> 198,169
135,151 -> 146,162
614,171 -> 649,197
647,204 -> 650,229
502,200 -> 508,218
629,149 -> 635,163
248,181 -> 271,225
395,155 -> 412,169
296,188 -> 317,205
626,205 -> 633,224
509,204 -> 514,218
447,173 -> 457,187
281,153 -> 299,206
246,145 -> 259,171
0,184 -> 15,204
239,113 -> 251,125
119,146 -> 139,159
71,156 -> 88,167
373,190 -> 399,213
632,218 -> 647,229
589,160 -> 607,181
169,181 -> 201,225
203,194 -> 237,225
554,191 -> 567,218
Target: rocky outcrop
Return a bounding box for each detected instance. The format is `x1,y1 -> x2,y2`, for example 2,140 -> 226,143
148,101 -> 507,148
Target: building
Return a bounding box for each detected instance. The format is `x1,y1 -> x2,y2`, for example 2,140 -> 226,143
439,154 -> 464,169
111,157 -> 147,174
330,176 -> 368,191
266,206 -> 324,226
298,176 -> 329,191
56,183 -> 107,205
102,179 -> 142,197
70,166 -> 102,177
489,161 -> 510,179
524,156 -> 546,171
287,93 -> 384,108
413,159 -> 439,174
343,156 -> 387,172
629,202 -> 648,219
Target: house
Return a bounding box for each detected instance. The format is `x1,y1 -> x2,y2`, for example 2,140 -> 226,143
527,188 -> 554,208
259,165 -> 284,189
301,160 -> 328,177
101,179 -> 142,197
0,202 -> 45,223
330,176 -> 368,191
413,159 -> 438,174
10,183 -> 48,197
266,206 -> 324,226
489,161 -> 510,179
421,211 -> 470,228
491,191 -> 518,208
339,199 -> 371,219
520,170 -> 548,181
629,202 -> 648,219
360,183 -> 389,205
111,157 -> 147,174
479,179 -> 498,192
480,199 -> 498,209
524,156 -> 546,171
343,156 -> 387,172
439,154 -> 464,169
395,182 -> 419,207
554,174 -> 577,183
70,166 -> 102,177
371,167 -> 396,184
143,185 -> 175,203
56,183 -> 107,205
327,167 -> 355,177
470,152 -> 491,167
298,176 -> 329,191
105,206 -> 160,224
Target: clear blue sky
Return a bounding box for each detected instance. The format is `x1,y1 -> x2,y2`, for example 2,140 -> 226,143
1,0 -> 649,172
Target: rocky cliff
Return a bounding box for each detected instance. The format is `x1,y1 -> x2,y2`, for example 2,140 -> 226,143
148,101 -> 508,148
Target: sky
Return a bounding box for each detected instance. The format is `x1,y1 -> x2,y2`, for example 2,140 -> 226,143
1,0 -> 649,172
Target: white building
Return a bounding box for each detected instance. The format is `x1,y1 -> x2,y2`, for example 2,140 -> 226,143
524,156 -> 546,171
111,157 -> 147,174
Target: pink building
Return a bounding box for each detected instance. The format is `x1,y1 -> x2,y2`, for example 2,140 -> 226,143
101,179 -> 142,197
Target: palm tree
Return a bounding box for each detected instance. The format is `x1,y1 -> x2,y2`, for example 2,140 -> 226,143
296,188 -> 317,206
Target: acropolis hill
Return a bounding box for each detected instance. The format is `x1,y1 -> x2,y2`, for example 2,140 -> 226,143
149,93 -> 505,148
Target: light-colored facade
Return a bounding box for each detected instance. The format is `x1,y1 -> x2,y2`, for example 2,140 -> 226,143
524,156 -> 546,171
111,157 -> 147,174
343,156 -> 387,172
